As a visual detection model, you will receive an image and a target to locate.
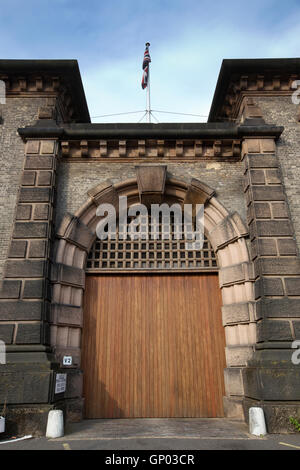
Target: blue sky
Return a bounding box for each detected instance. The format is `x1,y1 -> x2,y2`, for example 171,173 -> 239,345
1,0 -> 300,122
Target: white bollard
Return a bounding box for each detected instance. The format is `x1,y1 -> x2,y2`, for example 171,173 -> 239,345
249,407 -> 267,436
46,410 -> 64,438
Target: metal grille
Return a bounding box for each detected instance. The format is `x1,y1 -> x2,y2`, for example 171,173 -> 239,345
86,217 -> 218,272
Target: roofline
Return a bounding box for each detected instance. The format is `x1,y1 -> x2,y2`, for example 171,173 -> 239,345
208,58 -> 300,122
18,122 -> 284,140
0,59 -> 90,123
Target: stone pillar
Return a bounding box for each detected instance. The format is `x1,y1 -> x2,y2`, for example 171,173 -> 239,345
0,138 -> 60,435
242,137 -> 300,432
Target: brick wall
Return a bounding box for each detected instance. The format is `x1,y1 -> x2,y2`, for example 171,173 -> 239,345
255,96 -> 300,254
0,97 -> 47,279
55,160 -> 247,231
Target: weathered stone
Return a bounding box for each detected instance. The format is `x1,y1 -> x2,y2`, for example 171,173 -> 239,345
28,240 -> 47,258
254,220 -> 292,237
251,185 -> 285,201
0,280 -> 21,299
16,323 -> 42,344
16,205 -> 32,220
0,324 -> 15,343
33,204 -> 50,220
0,301 -> 43,320
219,262 -> 254,287
255,258 -> 300,276
51,304 -> 83,327
256,297 -> 300,319
277,238 -> 298,256
13,222 -> 48,239
247,154 -> 278,168
19,187 -> 51,203
222,302 -> 254,325
51,263 -> 85,288
8,240 -> 27,258
224,367 -> 245,396
5,260 -> 46,278
22,171 -> 36,186
26,140 -> 40,154
24,155 -> 54,170
255,277 -> 284,298
257,319 -> 292,342
284,278 -> 300,296
57,214 -> 94,251
23,280 -> 44,299
37,171 -> 52,186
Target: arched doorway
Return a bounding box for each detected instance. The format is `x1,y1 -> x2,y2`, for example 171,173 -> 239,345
51,170 -> 255,421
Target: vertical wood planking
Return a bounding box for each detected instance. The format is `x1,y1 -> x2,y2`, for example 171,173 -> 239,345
82,273 -> 225,418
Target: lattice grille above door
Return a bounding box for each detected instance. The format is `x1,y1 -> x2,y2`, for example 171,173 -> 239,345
86,216 -> 218,272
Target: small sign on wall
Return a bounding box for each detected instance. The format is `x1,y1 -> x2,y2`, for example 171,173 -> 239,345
63,356 -> 72,366
55,373 -> 67,394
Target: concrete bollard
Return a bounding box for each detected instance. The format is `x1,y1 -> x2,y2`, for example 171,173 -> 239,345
249,407 -> 267,436
46,410 -> 64,438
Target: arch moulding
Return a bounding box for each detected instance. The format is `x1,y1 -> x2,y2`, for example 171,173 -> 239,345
51,167 -> 256,419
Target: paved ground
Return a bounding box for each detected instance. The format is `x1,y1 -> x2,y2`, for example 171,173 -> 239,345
0,418 -> 300,450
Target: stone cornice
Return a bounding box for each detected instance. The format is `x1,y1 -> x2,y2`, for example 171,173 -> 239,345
0,60 -> 90,123
208,58 -> 300,122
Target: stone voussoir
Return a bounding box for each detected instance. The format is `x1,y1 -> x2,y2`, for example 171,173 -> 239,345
51,263 -> 85,288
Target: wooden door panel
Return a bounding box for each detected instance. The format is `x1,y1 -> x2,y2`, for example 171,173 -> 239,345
81,274 -> 226,418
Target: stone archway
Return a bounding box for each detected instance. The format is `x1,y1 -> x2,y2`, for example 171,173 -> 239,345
51,168 -> 255,419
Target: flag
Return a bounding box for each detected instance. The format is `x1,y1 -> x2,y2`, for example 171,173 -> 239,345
141,43 -> 151,89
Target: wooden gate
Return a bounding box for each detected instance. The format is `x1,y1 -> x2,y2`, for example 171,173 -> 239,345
81,273 -> 226,418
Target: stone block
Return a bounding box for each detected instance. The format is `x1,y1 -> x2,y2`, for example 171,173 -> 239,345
255,220 -> 292,237
224,367 -> 245,396
255,277 -> 284,298
251,239 -> 277,259
256,297 -> 300,319
65,371 -> 83,399
33,204 -> 50,220
16,205 -> 32,220
251,185 -> 285,201
16,323 -> 42,344
249,169 -> 265,185
19,187 -> 51,203
5,260 -> 46,278
13,222 -> 48,239
219,262 -> 254,287
24,156 -> 54,170
271,202 -> 289,219
0,324 -> 15,343
23,280 -> 44,299
8,240 -> 27,258
22,171 -> 36,186
37,171 -> 52,186
57,214 -> 94,251
0,280 -> 21,299
40,140 -> 55,154
28,240 -> 47,258
51,304 -> 83,327
247,154 -> 278,168
51,263 -> 85,288
256,258 -> 300,276
265,169 -> 281,184
253,202 -> 271,219
26,140 -> 40,154
257,319 -> 292,342
277,239 -> 298,256
284,278 -> 300,296
225,345 -> 254,366
222,302 -> 254,325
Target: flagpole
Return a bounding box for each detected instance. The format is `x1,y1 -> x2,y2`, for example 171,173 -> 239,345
146,42 -> 151,123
